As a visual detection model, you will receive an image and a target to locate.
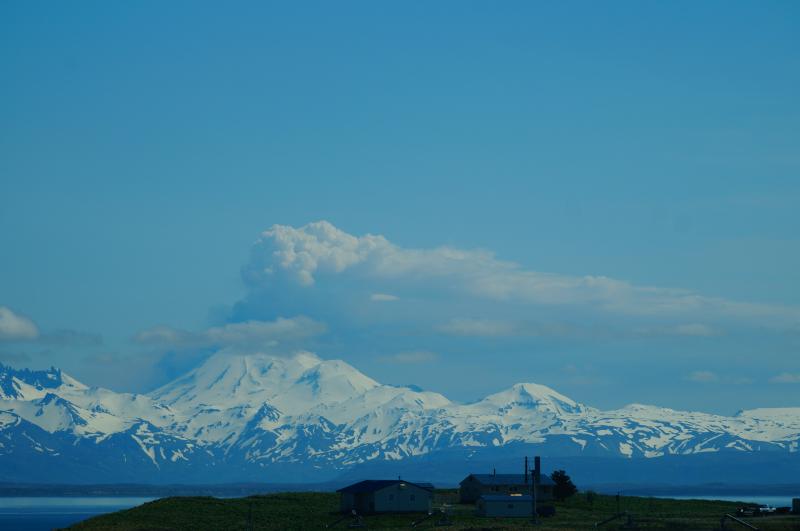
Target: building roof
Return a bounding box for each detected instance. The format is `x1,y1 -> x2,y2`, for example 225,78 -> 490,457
337,479 -> 434,494
463,473 -> 555,486
479,494 -> 533,502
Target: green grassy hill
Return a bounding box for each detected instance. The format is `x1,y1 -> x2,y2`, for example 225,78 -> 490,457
66,491 -> 800,530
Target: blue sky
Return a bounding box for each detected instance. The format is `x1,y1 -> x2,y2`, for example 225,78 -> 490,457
1,1 -> 798,413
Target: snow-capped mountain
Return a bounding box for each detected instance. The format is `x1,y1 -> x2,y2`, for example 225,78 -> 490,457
0,353 -> 798,485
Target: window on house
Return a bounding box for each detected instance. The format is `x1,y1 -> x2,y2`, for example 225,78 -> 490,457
388,494 -> 394,500
410,494 -> 415,501
508,504 -> 514,509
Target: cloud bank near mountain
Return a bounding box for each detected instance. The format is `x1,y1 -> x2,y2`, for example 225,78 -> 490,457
238,221 -> 800,334
8,221 -> 796,408
0,306 -> 102,347
135,317 -> 326,351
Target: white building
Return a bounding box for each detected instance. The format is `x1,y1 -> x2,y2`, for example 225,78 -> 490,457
337,479 -> 434,514
476,494 -> 533,517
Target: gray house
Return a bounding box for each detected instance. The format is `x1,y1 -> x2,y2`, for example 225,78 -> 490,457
337,480 -> 434,514
476,494 -> 533,517
459,473 -> 554,504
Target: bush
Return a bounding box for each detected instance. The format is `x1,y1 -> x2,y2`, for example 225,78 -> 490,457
550,470 -> 578,500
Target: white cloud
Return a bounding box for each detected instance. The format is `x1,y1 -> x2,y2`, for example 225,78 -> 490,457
135,316 -> 326,350
687,370 -> 719,383
770,372 -> 800,384
370,293 -> 399,302
241,221 -> 800,329
243,221 -> 389,287
0,307 -> 39,341
379,350 -> 438,364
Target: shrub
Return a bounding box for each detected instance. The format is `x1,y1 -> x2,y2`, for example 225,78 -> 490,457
550,470 -> 578,500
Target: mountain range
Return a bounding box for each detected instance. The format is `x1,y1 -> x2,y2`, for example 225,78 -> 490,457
1,352 -> 798,486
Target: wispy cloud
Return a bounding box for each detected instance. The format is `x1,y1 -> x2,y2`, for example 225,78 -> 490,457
0,306 -> 102,347
770,372 -> 800,384
0,351 -> 32,364
38,330 -> 103,347
0,307 -> 39,341
562,363 -> 608,386
437,318 -> 518,337
672,324 -> 719,337
437,318 -> 576,337
370,293 -> 399,302
134,316 -> 327,351
686,371 -> 752,385
687,370 -> 719,383
640,323 -> 720,337
379,350 -> 438,364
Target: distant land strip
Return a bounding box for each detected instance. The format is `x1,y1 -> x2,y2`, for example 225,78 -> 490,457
0,482 -> 337,497
2,482 -> 800,498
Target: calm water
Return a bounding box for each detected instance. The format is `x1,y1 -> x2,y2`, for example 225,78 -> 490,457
0,497 -> 154,531
653,495 -> 795,507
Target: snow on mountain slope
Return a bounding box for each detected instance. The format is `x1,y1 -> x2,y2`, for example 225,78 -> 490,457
737,407 -> 800,427
0,356 -> 798,483
150,350 -> 323,410
148,351 -> 391,444
64,387 -> 175,429
466,383 -> 587,416
0,365 -> 153,437
0,365 -> 85,401
309,380 -> 451,426
145,349 -> 453,448
275,358 -> 380,415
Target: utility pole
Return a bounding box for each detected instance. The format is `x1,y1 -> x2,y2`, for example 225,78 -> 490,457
532,468 -> 538,525
529,456 -> 539,526
524,456 -> 529,486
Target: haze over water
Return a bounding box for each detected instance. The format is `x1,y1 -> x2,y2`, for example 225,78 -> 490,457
0,497 -> 154,531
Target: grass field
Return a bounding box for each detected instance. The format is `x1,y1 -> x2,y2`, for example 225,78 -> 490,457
66,490 -> 800,530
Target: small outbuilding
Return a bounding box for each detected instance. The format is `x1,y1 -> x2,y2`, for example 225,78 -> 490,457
476,494 -> 533,517
337,479 -> 434,514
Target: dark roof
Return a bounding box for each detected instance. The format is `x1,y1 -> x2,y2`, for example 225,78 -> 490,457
463,473 -> 555,486
337,480 -> 434,494
480,494 -> 533,502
